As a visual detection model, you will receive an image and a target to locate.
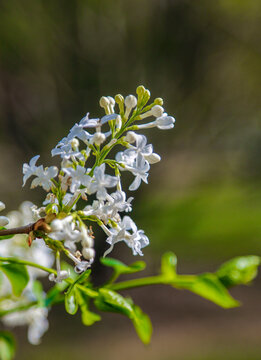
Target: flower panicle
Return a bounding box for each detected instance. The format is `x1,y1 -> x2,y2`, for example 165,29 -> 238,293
19,85 -> 175,272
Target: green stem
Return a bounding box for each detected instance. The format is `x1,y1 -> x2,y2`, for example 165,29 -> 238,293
0,257 -> 57,275
108,274 -> 196,291
108,275 -> 166,291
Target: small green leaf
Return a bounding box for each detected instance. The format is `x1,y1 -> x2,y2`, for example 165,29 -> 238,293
0,228 -> 14,241
64,270 -> 92,315
0,263 -> 29,297
173,273 -> 239,308
81,308 -> 101,326
132,304 -> 152,345
94,288 -> 152,344
216,256 -> 261,287
100,257 -> 146,275
0,331 -> 16,360
96,288 -> 133,316
65,288 -> 78,315
161,252 -> 177,279
77,290 -> 101,326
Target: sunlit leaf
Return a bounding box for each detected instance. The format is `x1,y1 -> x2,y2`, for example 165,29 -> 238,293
216,256 -> 261,287
94,288 -> 152,344
77,290 -> 101,326
100,257 -> 146,275
173,273 -> 239,308
65,288 -> 78,315
132,304 -> 152,345
81,308 -> 101,326
64,270 -> 92,315
0,331 -> 16,360
0,263 -> 29,297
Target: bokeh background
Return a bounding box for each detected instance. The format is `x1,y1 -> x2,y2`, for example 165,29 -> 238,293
0,0 -> 261,359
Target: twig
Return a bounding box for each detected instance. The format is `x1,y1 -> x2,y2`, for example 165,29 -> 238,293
0,218 -> 49,237
0,223 -> 34,236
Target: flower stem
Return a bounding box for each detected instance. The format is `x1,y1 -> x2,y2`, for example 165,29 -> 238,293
0,257 -> 57,275
108,274 -> 196,291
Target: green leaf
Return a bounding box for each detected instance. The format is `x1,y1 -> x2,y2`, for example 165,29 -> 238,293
69,270 -> 91,287
100,257 -> 146,275
161,252 -> 177,279
132,304 -> 152,345
173,273 -> 239,308
0,228 -> 14,241
0,331 -> 16,360
216,256 -> 261,287
0,263 -> 29,297
94,288 -> 152,344
81,307 -> 101,326
65,288 -> 78,315
95,288 -> 133,316
77,290 -> 101,326
64,270 -> 92,315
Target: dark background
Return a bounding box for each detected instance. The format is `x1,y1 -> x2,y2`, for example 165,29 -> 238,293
0,1 -> 261,359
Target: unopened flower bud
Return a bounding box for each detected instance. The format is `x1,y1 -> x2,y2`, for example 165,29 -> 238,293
0,216 -> 9,227
155,115 -> 175,129
125,131 -> 137,143
125,95 -> 137,109
136,85 -> 145,97
115,94 -> 124,103
59,270 -> 70,280
99,96 -> 110,108
124,95 -> 137,120
107,96 -> 115,106
144,153 -> 161,164
71,138 -> 79,150
92,132 -> 106,145
143,89 -> 151,104
154,97 -> 164,106
151,105 -> 164,117
82,236 -> 94,248
82,247 -> 95,260
0,202 -> 5,212
49,270 -> 69,283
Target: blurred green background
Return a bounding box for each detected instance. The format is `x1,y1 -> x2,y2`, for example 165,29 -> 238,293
0,0 -> 261,359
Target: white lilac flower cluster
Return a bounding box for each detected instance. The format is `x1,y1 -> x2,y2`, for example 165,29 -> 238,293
0,201 -> 54,345
21,86 -> 175,280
